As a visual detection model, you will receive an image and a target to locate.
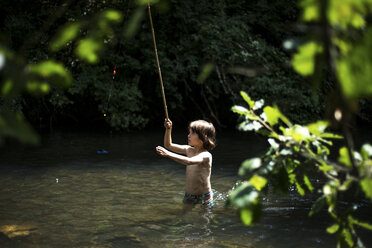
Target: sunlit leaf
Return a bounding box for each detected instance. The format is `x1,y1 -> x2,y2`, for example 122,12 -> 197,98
307,121 -> 328,136
286,125 -> 310,142
318,161 -> 334,173
240,207 -> 254,225
240,91 -> 255,109
350,217 -> 372,231
328,1 -> 366,29
337,28 -> 372,99
342,228 -> 354,247
327,223 -> 339,234
232,106 -> 249,115
26,81 -> 50,95
75,38 -> 102,63
264,105 -> 291,127
338,147 -> 351,167
239,158 -> 262,176
268,138 -> 279,150
300,0 -> 319,21
228,182 -> 259,208
253,99 -> 264,110
319,133 -> 343,139
50,22 -> 81,52
339,179 -> 353,191
292,41 -> 323,76
296,182 -> 305,196
360,178 -> 372,201
240,203 -> 261,226
303,174 -> 314,191
197,63 -> 214,84
238,120 -> 262,131
249,174 -> 267,191
361,143 -> 372,160
101,10 -> 123,22
28,60 -> 72,88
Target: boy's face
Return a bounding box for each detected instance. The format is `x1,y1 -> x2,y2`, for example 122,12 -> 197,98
188,130 -> 203,147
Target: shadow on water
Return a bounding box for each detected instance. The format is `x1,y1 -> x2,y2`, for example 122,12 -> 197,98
0,129 -> 371,247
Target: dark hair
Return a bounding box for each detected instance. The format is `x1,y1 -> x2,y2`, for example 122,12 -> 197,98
188,120 -> 216,151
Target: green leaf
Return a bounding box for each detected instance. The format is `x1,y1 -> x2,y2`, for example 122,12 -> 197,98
240,203 -> 261,226
309,196 -> 326,216
249,174 -> 267,191
263,106 -> 280,126
351,218 -> 372,231
253,99 -> 265,110
125,7 -> 145,38
292,41 -> 323,76
238,120 -> 262,131
1,79 -> 14,96
342,228 -> 354,247
300,0 -> 319,21
326,223 -> 340,234
50,22 -> 81,52
319,133 -> 343,139
0,111 -> 39,145
28,60 -> 72,88
228,182 -> 259,208
231,105 -> 249,115
101,10 -> 123,22
264,105 -> 291,127
197,63 -> 215,84
360,178 -> 372,200
337,28 -> 372,99
273,167 -> 290,194
75,38 -> 102,63
361,144 -> 372,160
307,121 -> 329,136
240,207 -> 254,226
318,161 -> 334,173
268,138 -> 279,150
295,182 -> 305,196
240,91 -> 255,109
303,174 -> 314,191
239,158 -> 262,177
286,125 -> 310,142
338,147 -> 351,167
136,0 -> 159,5
26,81 -> 51,95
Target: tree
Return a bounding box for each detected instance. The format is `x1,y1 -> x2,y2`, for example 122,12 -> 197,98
228,0 -> 372,247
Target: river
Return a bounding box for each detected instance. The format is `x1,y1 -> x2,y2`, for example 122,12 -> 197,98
0,128 -> 371,247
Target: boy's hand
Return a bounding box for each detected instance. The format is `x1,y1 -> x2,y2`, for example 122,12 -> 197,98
164,118 -> 172,129
156,146 -> 169,157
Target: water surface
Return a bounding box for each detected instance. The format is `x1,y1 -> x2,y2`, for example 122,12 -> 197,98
0,130 -> 371,247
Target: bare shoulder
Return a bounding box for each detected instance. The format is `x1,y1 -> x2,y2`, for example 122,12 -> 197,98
202,151 -> 212,162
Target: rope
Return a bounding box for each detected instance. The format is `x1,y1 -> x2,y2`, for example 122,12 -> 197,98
147,3 -> 169,120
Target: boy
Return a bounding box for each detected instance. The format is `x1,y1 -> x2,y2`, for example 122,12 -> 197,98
156,119 -> 216,207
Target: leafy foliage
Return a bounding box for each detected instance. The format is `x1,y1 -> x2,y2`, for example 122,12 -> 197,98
229,91 -> 372,247
229,0 -> 372,247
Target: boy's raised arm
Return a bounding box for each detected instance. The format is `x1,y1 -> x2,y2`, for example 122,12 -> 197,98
164,119 -> 188,155
156,146 -> 209,166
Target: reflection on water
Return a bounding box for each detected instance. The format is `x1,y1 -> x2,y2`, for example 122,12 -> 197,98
0,130 -> 371,247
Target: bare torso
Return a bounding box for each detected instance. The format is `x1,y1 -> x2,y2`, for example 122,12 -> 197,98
185,148 -> 212,195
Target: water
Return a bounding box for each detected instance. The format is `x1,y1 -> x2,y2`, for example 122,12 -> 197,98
0,129 -> 371,247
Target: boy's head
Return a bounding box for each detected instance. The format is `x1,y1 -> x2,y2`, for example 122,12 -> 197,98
188,120 -> 216,151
